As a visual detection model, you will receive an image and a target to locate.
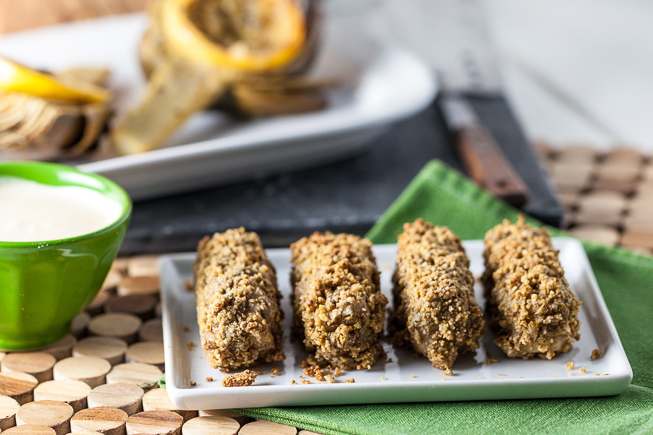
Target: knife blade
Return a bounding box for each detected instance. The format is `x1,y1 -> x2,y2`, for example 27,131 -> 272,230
373,0 -> 530,208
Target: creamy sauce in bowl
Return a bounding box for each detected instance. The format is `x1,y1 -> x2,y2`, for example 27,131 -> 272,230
0,176 -> 123,242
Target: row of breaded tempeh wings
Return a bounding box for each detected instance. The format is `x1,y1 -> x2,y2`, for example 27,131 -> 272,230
193,216 -> 581,373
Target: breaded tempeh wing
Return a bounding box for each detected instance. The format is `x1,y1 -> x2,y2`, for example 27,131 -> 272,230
194,228 -> 285,370
291,232 -> 387,370
392,219 -> 485,371
482,216 -> 581,359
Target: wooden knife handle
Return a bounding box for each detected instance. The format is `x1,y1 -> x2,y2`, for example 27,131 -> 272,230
455,123 -> 529,208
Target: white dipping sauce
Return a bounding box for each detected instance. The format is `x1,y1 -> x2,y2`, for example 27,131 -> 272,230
0,176 -> 123,242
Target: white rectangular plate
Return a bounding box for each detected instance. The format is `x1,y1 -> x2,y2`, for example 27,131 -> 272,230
159,238 -> 632,410
0,10 -> 436,200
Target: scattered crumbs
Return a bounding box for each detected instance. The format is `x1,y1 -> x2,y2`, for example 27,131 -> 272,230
291,380 -> 299,385
182,326 -> 190,332
299,375 -> 304,379
187,341 -> 196,351
301,379 -> 313,385
497,373 -> 506,376
603,374 -> 610,376
303,366 -> 325,381
183,279 -> 193,291
579,367 -> 587,374
344,379 -> 355,383
386,358 -> 394,364
334,368 -> 343,377
593,373 -> 600,377
566,361 -> 575,370
271,367 -> 281,376
485,358 -> 498,365
380,376 -> 387,380
553,375 -> 559,378
477,377 -> 484,380
205,377 -> 214,382
519,377 -> 523,379
444,368 -> 454,376
222,370 -> 260,387
325,375 -> 335,383
410,375 -> 416,379
189,381 -> 197,387
440,377 -> 447,381
591,349 -> 602,360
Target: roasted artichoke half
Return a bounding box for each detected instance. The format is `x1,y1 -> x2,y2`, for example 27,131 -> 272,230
111,0 -> 325,156
0,58 -> 111,161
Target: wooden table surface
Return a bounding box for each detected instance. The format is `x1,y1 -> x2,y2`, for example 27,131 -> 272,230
0,0 -> 148,34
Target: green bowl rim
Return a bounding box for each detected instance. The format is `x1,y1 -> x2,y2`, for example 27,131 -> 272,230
0,161 -> 132,247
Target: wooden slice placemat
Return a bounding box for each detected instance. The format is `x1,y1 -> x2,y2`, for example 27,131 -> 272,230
0,258 -> 325,435
537,143 -> 653,256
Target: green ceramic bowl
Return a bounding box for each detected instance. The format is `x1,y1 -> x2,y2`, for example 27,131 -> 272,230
0,161 -> 131,350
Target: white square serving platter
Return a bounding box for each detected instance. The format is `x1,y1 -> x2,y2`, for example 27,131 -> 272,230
159,238 -> 632,410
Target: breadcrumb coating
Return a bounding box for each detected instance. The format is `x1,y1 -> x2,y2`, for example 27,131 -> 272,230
194,228 -> 285,370
392,219 -> 484,371
291,232 -> 387,370
482,216 -> 581,359
222,369 -> 259,387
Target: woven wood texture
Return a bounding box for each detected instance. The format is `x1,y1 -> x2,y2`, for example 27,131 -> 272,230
536,143 -> 653,256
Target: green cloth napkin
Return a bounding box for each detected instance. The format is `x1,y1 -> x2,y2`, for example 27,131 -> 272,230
239,160 -> 653,434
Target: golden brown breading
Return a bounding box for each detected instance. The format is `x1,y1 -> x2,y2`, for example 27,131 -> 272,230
221,369 -> 259,387
482,216 -> 581,359
194,228 -> 285,370
392,219 -> 485,371
290,232 -> 387,370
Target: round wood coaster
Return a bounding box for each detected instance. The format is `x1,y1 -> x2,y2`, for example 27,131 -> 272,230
0,372 -> 39,404
106,363 -> 162,391
239,420 -> 298,435
127,255 -> 161,278
138,319 -> 163,343
126,342 -> 165,371
125,410 -> 182,435
198,409 -> 249,425
53,356 -> 111,388
556,144 -> 597,165
71,312 -> 92,338
142,388 -> 197,422
88,313 -> 143,344
102,269 -> 123,292
33,380 -> 91,413
105,295 -> 157,320
2,352 -> 56,383
118,276 -> 160,298
86,291 -> 112,317
0,395 -> 20,431
87,383 -> 144,416
70,406 -> 128,435
16,400 -> 73,435
38,335 -> 77,361
73,336 -> 128,366
3,424 -> 56,434
181,416 -> 240,435
112,258 -> 129,274
570,225 -> 621,246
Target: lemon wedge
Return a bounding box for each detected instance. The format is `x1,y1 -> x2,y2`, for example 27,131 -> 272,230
0,57 -> 109,103
160,0 -> 306,71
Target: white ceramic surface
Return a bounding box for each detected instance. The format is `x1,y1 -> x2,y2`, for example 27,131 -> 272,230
159,238 -> 632,410
0,13 -> 436,199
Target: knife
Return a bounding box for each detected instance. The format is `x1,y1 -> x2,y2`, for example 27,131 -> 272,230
373,0 -> 531,208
